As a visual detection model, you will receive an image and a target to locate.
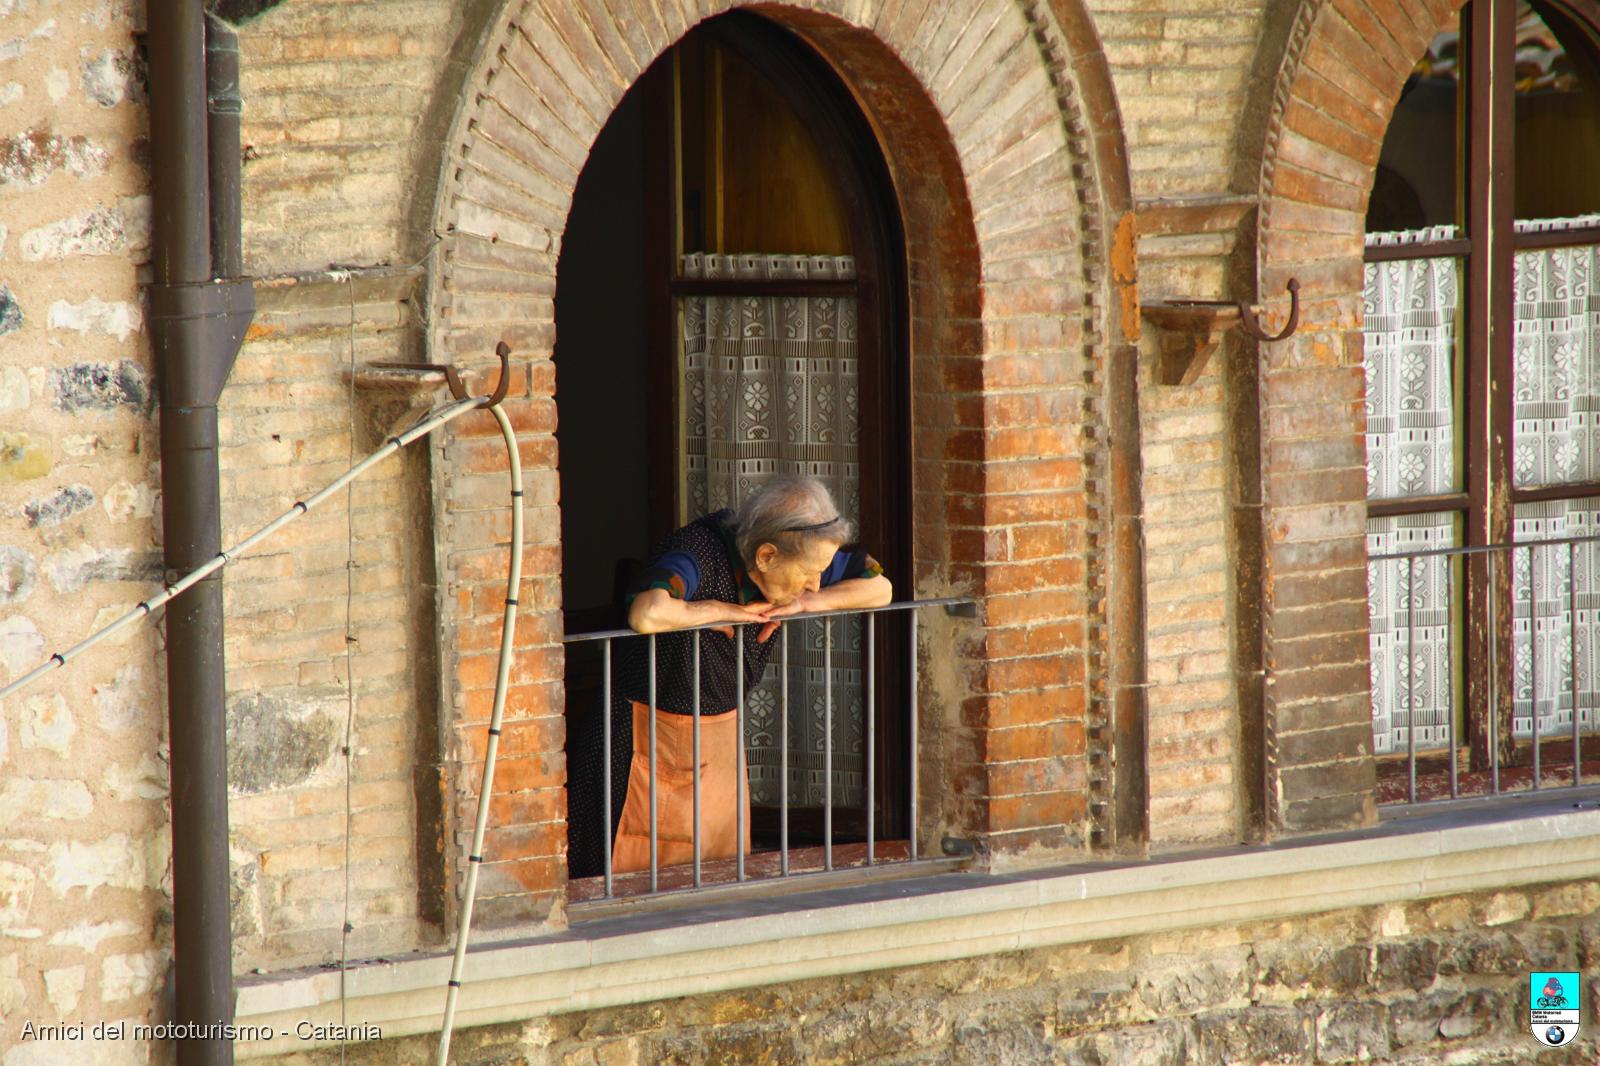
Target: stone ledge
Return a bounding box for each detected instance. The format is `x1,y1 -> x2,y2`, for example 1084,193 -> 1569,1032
231,791 -> 1600,1059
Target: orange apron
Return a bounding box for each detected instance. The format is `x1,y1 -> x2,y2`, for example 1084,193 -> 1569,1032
611,701 -> 750,874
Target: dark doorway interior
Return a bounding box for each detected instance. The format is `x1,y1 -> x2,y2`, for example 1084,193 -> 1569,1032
554,81 -> 650,626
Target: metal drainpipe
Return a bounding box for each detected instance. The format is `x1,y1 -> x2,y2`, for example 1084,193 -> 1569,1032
147,3 -> 253,1063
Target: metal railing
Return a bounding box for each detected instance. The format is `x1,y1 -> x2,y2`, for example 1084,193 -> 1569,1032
562,597 -> 975,900
1369,534 -> 1600,806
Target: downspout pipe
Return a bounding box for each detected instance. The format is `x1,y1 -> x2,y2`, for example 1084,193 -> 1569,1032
147,4 -> 254,1064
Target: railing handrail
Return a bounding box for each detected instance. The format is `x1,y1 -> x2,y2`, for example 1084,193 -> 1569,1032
561,595 -> 977,644
1368,531 -> 1600,564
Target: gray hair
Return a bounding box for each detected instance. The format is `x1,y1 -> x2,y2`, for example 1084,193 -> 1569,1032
732,476 -> 856,563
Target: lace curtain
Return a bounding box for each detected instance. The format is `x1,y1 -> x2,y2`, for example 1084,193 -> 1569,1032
1510,215 -> 1600,740
1363,217 -> 1600,752
1364,227 -> 1461,754
680,252 -> 866,808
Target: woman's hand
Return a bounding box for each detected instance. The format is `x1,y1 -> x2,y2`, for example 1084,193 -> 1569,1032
627,589 -> 775,637
750,575 -> 894,642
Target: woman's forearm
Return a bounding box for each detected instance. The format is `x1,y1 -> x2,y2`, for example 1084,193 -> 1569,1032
628,590 -> 770,634
797,574 -> 893,613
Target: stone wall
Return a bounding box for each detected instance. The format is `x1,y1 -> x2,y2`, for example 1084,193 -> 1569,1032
0,0 -> 172,1046
261,879 -> 1600,1065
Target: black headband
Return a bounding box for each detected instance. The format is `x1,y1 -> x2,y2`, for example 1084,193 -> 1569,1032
780,515 -> 842,534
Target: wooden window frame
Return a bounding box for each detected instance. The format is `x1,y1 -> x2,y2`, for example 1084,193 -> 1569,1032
1365,0 -> 1600,770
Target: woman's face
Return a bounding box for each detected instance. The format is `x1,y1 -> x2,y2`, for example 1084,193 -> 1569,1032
751,538 -> 841,607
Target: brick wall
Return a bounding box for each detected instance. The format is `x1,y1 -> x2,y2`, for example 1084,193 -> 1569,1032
1088,0 -> 1270,202
217,1 -> 484,969
425,0 -> 1132,916
1254,0 -> 1467,832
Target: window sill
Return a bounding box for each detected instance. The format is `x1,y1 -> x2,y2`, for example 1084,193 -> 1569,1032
233,789 -> 1600,1059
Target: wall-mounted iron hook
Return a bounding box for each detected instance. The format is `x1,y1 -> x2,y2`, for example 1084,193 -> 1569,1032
371,339 -> 514,406
1237,278 -> 1300,343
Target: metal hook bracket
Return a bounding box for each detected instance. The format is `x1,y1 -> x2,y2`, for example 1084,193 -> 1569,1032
1236,278 -> 1300,343
368,339 -> 514,406
1140,278 -> 1302,386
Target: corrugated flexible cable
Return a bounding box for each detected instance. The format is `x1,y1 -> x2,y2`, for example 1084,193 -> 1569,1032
435,398 -> 522,1065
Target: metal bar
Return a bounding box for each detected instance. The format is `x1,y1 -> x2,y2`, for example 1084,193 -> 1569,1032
602,639 -> 613,898
1574,540 -> 1582,788
1407,556 -> 1417,804
824,617 -> 833,873
909,609 -> 919,861
693,629 -> 702,887
648,634 -> 658,893
1531,544 -> 1541,791
736,629 -> 746,883
1489,549 -> 1501,795
561,597 -> 977,643
1448,552 -> 1458,799
866,612 -> 875,866
780,624 -> 789,877
1368,531 -> 1600,563
568,855 -> 972,921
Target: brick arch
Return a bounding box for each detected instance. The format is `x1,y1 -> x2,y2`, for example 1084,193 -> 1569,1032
425,0 -> 1134,920
1251,0 -> 1464,836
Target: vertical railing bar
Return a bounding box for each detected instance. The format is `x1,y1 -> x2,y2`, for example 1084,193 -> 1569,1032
736,628 -> 746,883
1571,539 -> 1581,788
692,629 -> 702,888
648,633 -> 658,893
780,624 -> 789,878
602,638 -> 613,898
1407,556 -> 1417,804
1489,549 -> 1501,795
909,609 -> 919,862
824,616 -> 833,873
1532,544 -> 1541,791
1448,550 -> 1458,799
866,612 -> 875,867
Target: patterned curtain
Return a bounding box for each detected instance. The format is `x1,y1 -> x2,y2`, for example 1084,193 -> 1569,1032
1364,227 -> 1461,754
680,252 -> 866,809
1510,215 -> 1600,741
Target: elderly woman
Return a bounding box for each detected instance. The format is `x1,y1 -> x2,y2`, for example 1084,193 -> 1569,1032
567,476 -> 891,879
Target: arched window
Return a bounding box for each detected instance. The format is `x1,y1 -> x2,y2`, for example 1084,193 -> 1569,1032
1365,1 -> 1600,794
556,12 -> 909,887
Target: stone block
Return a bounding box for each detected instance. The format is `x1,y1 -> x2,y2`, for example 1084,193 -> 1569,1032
226,692 -> 342,795
801,999 -> 950,1064
1314,1003 -> 1388,1063
1532,881 -> 1600,920
1057,1021 -> 1187,1066
1390,990 -> 1506,1047
1193,1007 -> 1308,1065
654,1021 -> 804,1066
1371,939 -> 1439,992
22,485 -> 94,529
1436,928 -> 1563,977
1137,947 -> 1254,1014
49,361 -> 150,413
0,433 -> 50,482
1256,942 -> 1369,999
